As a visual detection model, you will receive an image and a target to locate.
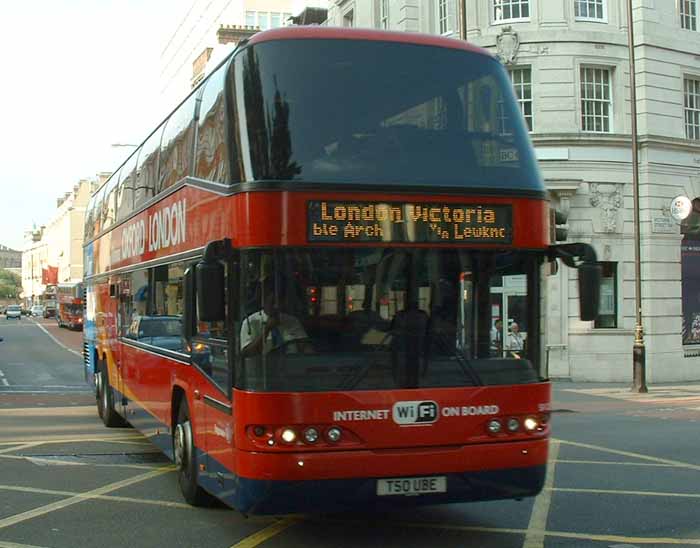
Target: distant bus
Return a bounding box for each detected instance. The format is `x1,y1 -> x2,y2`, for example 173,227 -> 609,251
83,27 -> 600,515
56,282 -> 83,330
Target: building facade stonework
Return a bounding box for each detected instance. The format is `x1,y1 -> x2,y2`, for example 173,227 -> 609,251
21,177 -> 102,305
325,0 -> 700,382
0,245 -> 21,270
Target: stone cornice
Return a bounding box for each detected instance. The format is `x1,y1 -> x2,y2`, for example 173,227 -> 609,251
532,133 -> 700,153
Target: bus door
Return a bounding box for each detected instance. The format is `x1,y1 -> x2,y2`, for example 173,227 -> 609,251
489,274 -> 528,357
190,259 -> 236,491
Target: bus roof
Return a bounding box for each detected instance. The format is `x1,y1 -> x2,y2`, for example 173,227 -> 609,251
248,26 -> 491,57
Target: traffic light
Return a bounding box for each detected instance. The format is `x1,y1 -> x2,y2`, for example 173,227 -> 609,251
550,206 -> 569,242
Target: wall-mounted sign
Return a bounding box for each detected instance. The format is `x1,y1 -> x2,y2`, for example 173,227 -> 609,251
670,195 -> 692,223
308,201 -> 513,243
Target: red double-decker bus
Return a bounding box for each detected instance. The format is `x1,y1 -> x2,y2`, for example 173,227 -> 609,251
57,282 -> 83,330
83,27 -> 600,514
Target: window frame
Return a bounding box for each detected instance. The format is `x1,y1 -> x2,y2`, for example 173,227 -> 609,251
493,0 -> 531,25
580,65 -> 614,133
508,66 -> 534,133
437,0 -> 451,35
594,262 -> 618,329
684,76 -> 700,141
681,0 -> 698,31
380,0 -> 389,29
574,0 -> 607,23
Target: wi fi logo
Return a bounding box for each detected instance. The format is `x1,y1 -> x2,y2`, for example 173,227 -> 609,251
392,401 -> 439,425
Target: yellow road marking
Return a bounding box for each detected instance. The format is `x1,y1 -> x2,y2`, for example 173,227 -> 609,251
557,459 -> 676,467
0,465 -> 175,530
0,406 -> 95,417
0,453 -> 161,470
555,438 -> 700,471
522,440 -> 559,548
0,483 -> 194,509
308,517 -> 700,545
553,487 -> 700,498
0,434 -> 145,445
0,540 -> 52,548
0,443 -> 43,455
229,518 -> 301,548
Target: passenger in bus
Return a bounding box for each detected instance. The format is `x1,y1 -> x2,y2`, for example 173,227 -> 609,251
240,283 -> 313,357
490,319 -> 504,356
505,321 -> 525,356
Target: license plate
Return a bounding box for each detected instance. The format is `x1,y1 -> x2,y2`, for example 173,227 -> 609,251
376,476 -> 447,496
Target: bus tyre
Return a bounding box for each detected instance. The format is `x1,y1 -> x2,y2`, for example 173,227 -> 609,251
97,360 -> 124,428
174,402 -> 212,506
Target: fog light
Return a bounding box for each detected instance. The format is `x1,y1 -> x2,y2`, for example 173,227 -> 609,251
303,427 -> 319,444
281,428 -> 297,443
523,417 -> 538,431
326,427 -> 342,442
507,418 -> 520,432
487,419 -> 502,434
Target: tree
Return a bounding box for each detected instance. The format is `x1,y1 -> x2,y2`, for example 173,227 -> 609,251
0,269 -> 22,299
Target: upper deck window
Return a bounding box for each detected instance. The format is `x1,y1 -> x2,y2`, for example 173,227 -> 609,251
235,39 -> 543,193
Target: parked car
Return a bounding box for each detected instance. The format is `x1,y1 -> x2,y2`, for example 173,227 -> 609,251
30,305 -> 45,317
5,305 -> 22,320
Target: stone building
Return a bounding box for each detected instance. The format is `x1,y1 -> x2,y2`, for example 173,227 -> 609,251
324,0 -> 700,382
0,244 -> 21,270
160,0 -> 328,104
21,176 -> 104,305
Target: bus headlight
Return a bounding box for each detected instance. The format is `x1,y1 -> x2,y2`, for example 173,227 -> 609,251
487,419 -> 502,434
523,417 -> 538,431
280,428 -> 297,443
507,418 -> 520,432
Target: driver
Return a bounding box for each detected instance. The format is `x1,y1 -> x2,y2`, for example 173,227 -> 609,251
240,281 -> 312,357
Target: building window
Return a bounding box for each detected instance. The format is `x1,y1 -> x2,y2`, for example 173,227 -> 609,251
258,12 -> 270,30
343,9 -> 354,27
380,0 -> 389,29
581,67 -> 612,133
509,67 -> 533,132
594,262 -> 617,328
245,11 -> 256,27
685,77 -> 700,140
437,0 -> 450,34
494,0 -> 530,22
574,0 -> 606,21
681,0 -> 698,31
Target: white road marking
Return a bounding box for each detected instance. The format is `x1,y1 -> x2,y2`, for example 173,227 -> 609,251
31,321 -> 82,358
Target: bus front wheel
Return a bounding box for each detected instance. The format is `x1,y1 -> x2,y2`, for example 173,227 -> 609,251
174,401 -> 212,506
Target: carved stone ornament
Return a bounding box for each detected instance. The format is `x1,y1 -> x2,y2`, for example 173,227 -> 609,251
590,183 -> 623,233
496,26 -> 520,65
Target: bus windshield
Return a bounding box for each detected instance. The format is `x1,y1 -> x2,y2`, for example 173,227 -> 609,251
237,248 -> 541,392
236,39 -> 543,191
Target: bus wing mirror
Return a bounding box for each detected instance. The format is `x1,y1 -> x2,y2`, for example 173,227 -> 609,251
578,262 -> 601,322
549,243 -> 601,322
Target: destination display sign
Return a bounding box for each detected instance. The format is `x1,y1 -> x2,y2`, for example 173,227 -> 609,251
308,201 -> 513,244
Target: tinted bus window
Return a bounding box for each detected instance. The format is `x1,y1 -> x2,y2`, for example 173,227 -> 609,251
117,156 -> 138,223
102,175 -> 119,231
159,94 -> 198,192
236,40 -> 543,191
237,248 -> 540,392
195,60 -> 231,183
134,127 -> 163,211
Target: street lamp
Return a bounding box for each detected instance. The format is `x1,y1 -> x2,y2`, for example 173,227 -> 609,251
627,0 -> 647,393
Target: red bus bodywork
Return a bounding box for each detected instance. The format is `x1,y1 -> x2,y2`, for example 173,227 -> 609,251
84,26 -> 554,514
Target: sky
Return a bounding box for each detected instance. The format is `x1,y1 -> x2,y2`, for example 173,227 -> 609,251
0,0 -> 189,251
